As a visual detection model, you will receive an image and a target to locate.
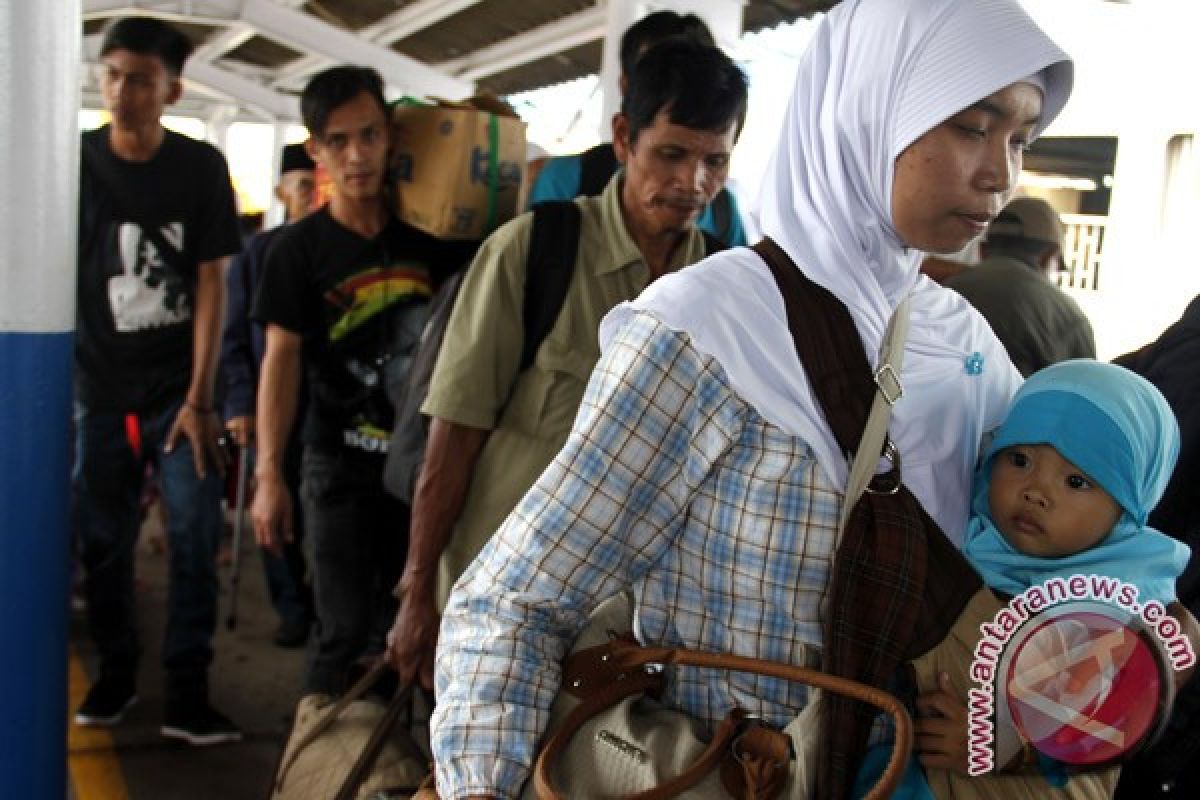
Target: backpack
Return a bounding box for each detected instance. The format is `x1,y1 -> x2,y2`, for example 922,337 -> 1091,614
382,201 -> 724,503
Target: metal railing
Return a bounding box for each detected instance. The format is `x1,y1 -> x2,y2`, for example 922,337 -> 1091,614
1058,213 -> 1106,291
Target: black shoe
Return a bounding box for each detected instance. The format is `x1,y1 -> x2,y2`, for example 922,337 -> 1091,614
75,676 -> 137,727
272,617 -> 311,649
161,702 -> 242,746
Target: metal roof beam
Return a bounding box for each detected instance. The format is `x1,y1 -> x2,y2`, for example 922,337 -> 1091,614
369,0 -> 483,43
240,0 -> 472,100
185,60 -> 299,120
269,0 -> 482,95
189,0 -> 308,62
437,7 -> 607,82
82,0 -> 132,16
191,24 -> 258,63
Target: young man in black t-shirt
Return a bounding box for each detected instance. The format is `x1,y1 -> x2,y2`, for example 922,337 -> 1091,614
74,17 -> 242,744
252,66 -> 473,696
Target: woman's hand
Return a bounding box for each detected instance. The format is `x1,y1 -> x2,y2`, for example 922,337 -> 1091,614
915,671 -> 970,774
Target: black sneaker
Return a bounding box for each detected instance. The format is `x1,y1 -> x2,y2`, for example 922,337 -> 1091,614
75,676 -> 137,727
161,703 -> 242,746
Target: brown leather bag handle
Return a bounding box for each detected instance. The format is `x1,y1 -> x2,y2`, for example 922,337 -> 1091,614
535,668 -> 742,800
532,638 -> 912,800
334,681 -> 414,800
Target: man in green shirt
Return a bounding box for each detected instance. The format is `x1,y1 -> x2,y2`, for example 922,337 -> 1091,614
945,196 -> 1096,377
386,39 -> 748,689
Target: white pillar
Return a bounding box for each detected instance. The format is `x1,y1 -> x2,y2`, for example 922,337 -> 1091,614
206,103 -> 238,153
598,0 -> 744,140
0,0 -> 80,793
265,121 -> 287,228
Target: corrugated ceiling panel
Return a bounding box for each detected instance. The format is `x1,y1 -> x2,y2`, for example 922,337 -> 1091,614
479,39 -> 602,97
393,0 -> 594,64
224,35 -> 305,68
744,0 -> 839,32
302,0 -> 416,32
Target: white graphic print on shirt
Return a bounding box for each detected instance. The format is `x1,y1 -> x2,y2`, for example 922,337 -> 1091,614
108,221 -> 191,332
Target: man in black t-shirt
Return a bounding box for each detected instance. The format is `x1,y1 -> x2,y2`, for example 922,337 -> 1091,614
252,66 -> 472,696
73,17 -> 242,744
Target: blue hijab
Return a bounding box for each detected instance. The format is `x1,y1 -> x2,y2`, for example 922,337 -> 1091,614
963,360 -> 1190,603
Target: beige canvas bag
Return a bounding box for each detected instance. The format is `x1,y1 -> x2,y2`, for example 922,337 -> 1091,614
271,661 -> 429,800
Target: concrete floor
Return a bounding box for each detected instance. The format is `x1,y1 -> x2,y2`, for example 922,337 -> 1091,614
68,506 -> 308,800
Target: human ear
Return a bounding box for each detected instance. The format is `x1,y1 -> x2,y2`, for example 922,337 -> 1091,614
165,77 -> 183,106
612,113 -> 631,165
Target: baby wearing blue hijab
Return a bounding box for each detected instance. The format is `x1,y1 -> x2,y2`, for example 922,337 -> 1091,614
965,359 -> 1189,604
856,360 -> 1191,799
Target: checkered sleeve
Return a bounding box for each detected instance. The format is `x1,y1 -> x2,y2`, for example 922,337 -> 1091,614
430,312 -> 742,800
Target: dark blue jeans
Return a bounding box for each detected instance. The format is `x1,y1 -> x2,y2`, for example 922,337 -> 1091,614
301,447 -> 408,696
73,399 -> 223,692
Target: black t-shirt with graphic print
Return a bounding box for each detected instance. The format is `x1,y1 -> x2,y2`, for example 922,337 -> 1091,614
253,207 -> 474,457
76,126 -> 241,413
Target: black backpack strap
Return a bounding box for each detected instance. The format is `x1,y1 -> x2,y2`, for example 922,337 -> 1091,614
522,201 -> 583,371
708,189 -> 734,246
701,230 -> 727,258
578,143 -> 619,197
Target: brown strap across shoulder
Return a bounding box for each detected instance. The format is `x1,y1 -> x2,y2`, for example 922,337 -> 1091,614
751,238 -> 981,800
751,238 -> 874,456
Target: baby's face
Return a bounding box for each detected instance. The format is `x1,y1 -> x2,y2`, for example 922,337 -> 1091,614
988,444 -> 1123,558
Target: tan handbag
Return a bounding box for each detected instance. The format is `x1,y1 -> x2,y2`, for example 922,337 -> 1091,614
528,632 -> 910,800
271,661 -> 429,800
411,593 -> 906,800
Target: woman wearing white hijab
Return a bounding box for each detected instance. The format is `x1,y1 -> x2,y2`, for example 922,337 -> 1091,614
430,1 -> 1074,799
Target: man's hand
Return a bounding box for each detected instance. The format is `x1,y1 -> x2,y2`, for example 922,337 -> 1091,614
386,575 -> 441,691
165,404 -> 227,478
915,671 -> 970,774
227,415 -> 255,448
251,469 -> 293,555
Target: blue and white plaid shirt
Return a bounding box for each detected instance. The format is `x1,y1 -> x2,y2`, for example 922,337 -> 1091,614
432,312 -> 842,800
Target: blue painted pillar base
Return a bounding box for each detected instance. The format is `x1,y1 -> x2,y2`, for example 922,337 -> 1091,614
0,331 -> 73,799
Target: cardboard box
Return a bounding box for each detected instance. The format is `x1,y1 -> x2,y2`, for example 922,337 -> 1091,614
390,99 -> 526,241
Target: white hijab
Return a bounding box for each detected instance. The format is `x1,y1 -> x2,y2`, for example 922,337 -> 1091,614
600,0 -> 1073,542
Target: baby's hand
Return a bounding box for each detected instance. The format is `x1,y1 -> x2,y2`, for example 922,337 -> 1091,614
915,671 -> 970,775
